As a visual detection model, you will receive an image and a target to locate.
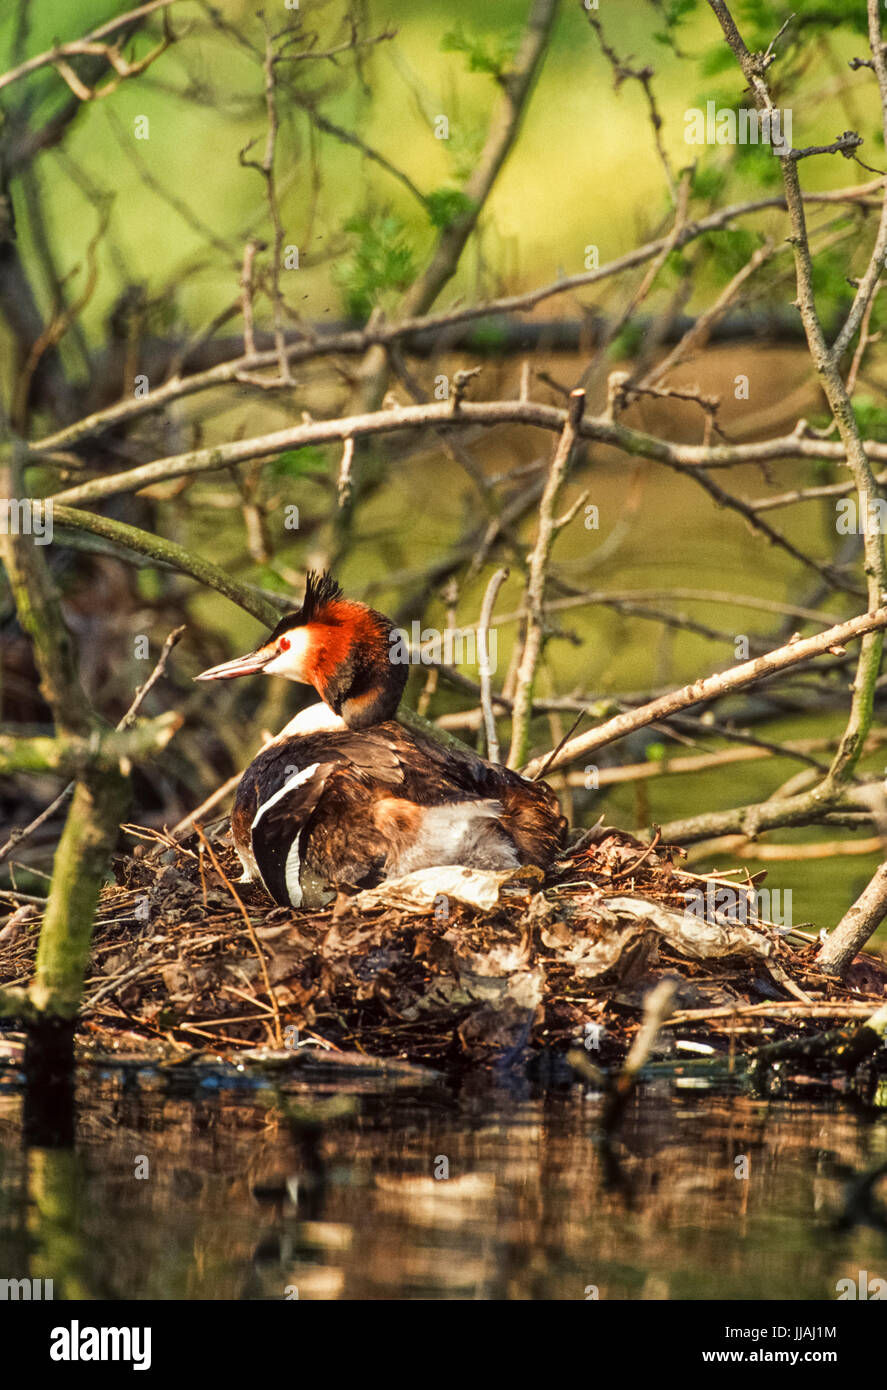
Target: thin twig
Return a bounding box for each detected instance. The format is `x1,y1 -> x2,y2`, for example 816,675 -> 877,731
336,437 -> 355,508
193,825 -> 282,1047
477,567 -> 509,764
507,389 -> 586,768
0,626 -> 184,864
239,19 -> 293,384
522,604 -> 887,778
240,237 -> 263,357
0,0 -> 180,94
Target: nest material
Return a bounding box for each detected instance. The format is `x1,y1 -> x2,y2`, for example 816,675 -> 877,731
1,823 -> 885,1068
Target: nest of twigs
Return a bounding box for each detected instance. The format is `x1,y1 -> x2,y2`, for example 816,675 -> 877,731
1,822 -> 885,1070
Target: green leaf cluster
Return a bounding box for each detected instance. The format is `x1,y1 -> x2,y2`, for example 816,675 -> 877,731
334,212 -> 417,320
425,187 -> 476,230
440,24 -> 521,79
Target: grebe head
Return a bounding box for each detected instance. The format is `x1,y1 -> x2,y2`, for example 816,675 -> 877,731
194,571 -> 407,729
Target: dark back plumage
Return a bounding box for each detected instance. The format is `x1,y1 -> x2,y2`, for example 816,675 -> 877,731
232,720 -> 566,906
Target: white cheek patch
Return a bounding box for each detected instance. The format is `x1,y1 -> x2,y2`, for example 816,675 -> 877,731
262,625 -> 313,681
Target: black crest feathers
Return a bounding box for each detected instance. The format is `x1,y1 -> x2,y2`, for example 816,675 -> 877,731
301,571 -> 343,621
266,572 -> 344,641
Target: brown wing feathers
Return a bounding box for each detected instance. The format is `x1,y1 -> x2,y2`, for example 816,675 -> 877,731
233,722 -> 565,907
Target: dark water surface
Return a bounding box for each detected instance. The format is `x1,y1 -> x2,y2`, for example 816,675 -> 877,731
1,1060 -> 886,1301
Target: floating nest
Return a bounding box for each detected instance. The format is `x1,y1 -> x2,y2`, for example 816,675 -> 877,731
1,823 -> 885,1072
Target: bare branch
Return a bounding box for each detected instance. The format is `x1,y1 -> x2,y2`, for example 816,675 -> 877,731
336,437 -> 355,508
477,567 -> 510,764
0,0 -> 180,98
521,605 -> 887,778
239,237 -> 263,357
45,393 -> 887,512
507,389 -> 585,768
817,861 -> 887,975
708,0 -> 887,792
557,729 -> 887,790
29,180 -> 885,455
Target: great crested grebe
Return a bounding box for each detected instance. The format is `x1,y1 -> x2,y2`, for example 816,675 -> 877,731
195,572 -> 566,908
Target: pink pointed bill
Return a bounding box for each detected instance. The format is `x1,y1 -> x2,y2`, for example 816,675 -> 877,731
194,647 -> 274,681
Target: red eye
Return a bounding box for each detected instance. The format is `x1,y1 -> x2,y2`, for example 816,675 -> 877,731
279,637 -> 290,652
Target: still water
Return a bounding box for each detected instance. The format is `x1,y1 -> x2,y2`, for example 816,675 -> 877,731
1,1059 -> 885,1301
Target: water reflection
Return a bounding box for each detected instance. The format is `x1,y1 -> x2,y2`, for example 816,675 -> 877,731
0,1069 -> 885,1300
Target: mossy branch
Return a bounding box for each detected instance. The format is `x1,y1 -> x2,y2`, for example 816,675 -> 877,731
1,424 -> 182,1023
0,711 -> 180,1021
0,448 -> 93,736
51,504 -> 284,626
30,770 -> 131,1016
0,713 -> 181,775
